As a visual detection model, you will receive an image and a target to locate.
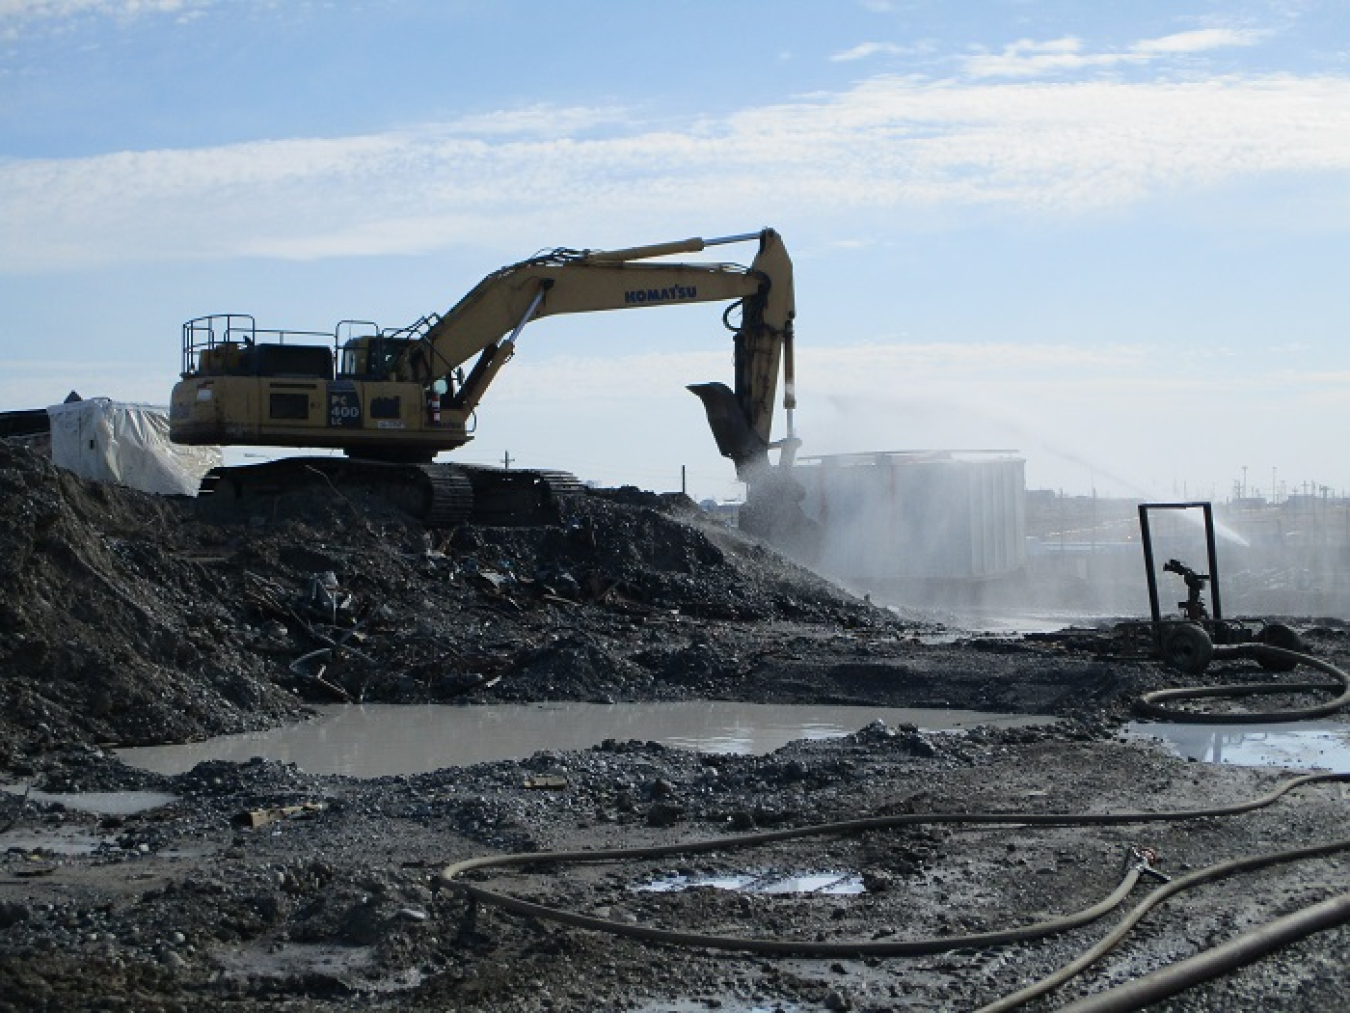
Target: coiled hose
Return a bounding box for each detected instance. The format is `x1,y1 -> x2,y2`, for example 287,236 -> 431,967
1136,643 -> 1350,723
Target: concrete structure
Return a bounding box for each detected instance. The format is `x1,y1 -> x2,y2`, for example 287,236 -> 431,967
794,451 -> 1027,598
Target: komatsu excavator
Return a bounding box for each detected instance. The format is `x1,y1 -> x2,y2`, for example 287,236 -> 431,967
170,228 -> 808,541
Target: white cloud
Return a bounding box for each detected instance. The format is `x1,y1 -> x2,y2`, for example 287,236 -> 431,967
831,41 -> 911,63
4,73 -> 1350,272
964,36 -> 1144,78
438,104 -> 632,139
1134,28 -> 1268,55
0,0 -> 195,26
965,28 -> 1270,79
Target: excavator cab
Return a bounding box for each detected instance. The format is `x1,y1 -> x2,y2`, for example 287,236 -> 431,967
338,333 -> 412,382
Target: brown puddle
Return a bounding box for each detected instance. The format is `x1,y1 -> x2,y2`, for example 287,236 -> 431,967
117,702 -> 1051,778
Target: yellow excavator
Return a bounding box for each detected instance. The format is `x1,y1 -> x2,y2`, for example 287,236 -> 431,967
170,229 -> 808,540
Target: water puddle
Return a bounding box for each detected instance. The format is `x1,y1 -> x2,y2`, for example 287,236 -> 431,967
1,829 -> 117,856
898,607 -> 1112,641
0,786 -> 180,816
1128,720 -> 1350,769
638,869 -> 864,896
213,941 -> 423,993
117,702 -> 1051,778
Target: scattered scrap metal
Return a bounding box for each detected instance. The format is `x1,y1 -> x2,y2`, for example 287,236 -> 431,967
233,802 -> 328,830
236,542 -> 664,706
244,570 -> 376,701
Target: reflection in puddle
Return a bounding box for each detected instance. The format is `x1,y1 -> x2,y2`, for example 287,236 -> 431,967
1129,721 -> 1350,769
118,702 -> 1051,778
639,870 -> 865,895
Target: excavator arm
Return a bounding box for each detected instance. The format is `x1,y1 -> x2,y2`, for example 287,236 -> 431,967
399,229 -> 797,476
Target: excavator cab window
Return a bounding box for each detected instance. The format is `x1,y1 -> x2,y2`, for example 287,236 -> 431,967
340,336 -> 410,381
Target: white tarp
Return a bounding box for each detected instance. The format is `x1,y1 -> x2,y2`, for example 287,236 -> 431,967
47,398 -> 220,497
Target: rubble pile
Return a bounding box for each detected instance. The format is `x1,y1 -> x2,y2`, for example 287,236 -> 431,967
0,441 -> 896,770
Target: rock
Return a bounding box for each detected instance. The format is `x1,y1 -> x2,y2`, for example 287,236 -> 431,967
646,801 -> 686,827
0,900 -> 30,927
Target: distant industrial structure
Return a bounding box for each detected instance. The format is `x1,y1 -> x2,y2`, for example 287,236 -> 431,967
793,450 -> 1027,602
763,449 -> 1349,619
1024,489 -> 1350,618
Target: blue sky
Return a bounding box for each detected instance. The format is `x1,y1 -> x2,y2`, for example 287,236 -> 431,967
2,0 -> 1348,502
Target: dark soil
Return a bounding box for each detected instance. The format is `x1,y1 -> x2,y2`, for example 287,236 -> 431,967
2,439 -> 1348,1012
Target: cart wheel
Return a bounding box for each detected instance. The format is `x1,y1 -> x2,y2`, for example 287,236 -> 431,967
1257,623 -> 1303,672
1162,623 -> 1213,675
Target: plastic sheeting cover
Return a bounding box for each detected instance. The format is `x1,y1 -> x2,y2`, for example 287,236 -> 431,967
47,398 -> 220,497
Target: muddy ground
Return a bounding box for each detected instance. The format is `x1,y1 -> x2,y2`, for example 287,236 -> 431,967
2,439 -> 1349,1012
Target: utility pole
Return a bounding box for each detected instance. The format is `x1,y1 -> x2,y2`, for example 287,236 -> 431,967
503,451 -> 512,470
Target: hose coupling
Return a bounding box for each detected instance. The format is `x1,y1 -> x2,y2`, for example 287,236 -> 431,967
1128,844 -> 1171,882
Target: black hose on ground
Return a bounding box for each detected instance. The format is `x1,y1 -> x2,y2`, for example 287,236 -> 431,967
974,836 -> 1350,1013
1051,888 -> 1350,1013
1137,644 -> 1350,723
452,853 -> 1150,959
1006,639 -> 1350,1008
438,772 -> 1349,960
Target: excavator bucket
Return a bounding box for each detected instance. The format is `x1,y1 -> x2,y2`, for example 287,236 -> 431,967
687,382 -> 767,473
689,381 -> 820,559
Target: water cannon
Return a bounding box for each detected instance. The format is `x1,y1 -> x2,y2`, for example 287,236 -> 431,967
1162,557 -> 1210,622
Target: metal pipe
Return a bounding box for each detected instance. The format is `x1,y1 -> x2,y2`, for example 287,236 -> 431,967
1138,504 -> 1162,651
1202,501 -> 1223,621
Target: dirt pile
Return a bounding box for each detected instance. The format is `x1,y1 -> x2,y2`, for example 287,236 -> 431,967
0,443 -> 303,765
0,441 -> 907,771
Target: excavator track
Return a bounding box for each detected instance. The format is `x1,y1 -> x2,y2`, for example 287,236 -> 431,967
419,465 -> 475,526
454,464 -> 584,526
198,458 -> 581,527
